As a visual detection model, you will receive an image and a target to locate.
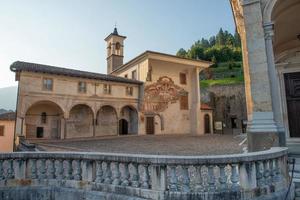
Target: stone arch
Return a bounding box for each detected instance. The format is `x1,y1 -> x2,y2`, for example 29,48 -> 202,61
263,0 -> 278,23
95,105 -> 118,136
24,100 -> 64,139
66,104 -> 94,138
119,105 -> 138,135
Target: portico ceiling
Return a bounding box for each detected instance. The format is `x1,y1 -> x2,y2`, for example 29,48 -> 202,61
272,0 -> 300,56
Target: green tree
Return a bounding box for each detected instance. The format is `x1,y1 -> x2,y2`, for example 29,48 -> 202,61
176,48 -> 188,58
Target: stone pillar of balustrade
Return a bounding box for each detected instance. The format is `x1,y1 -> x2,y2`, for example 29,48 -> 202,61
151,165 -> 167,191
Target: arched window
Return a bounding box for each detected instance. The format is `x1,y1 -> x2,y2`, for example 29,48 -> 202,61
115,42 -> 121,50
115,42 -> 121,55
41,112 -> 47,124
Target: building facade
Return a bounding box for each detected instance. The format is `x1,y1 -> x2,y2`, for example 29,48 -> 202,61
0,112 -> 15,152
230,0 -> 300,151
11,28 -> 212,140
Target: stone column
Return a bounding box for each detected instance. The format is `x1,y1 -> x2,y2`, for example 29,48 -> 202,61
190,67 -> 201,135
263,23 -> 286,146
239,0 -> 279,151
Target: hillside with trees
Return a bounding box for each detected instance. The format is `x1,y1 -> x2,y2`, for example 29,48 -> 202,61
176,28 -> 244,87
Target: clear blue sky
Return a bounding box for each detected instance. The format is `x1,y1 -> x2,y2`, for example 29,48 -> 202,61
0,0 -> 235,88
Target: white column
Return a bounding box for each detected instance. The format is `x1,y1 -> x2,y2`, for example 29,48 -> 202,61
190,68 -> 201,135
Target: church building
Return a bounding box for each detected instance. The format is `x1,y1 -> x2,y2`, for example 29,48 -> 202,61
11,28 -> 213,140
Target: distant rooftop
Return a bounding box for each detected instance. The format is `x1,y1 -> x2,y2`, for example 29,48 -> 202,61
10,61 -> 143,85
0,112 -> 16,121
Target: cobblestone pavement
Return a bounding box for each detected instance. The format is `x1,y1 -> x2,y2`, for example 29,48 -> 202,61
33,134 -> 247,155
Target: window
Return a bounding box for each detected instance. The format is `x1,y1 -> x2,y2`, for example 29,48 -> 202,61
132,70 -> 137,80
43,78 -> 53,91
115,42 -> 121,50
78,82 -> 87,93
0,126 -> 4,136
124,74 -> 128,78
103,84 -> 111,94
180,94 -> 189,110
126,86 -> 133,96
180,73 -> 187,85
41,112 -> 47,124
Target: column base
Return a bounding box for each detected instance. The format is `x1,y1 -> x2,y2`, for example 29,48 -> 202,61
246,112 -> 285,152
247,132 -> 279,152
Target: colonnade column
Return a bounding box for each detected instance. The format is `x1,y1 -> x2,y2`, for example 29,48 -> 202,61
238,0 -> 279,151
190,67 -> 201,135
263,22 -> 286,146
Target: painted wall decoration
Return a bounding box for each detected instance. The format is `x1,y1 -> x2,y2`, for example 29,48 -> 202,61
143,76 -> 187,113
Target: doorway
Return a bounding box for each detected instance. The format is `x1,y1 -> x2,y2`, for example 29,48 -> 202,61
284,72 -> 300,137
36,127 -> 44,138
204,114 -> 211,134
146,117 -> 155,135
119,119 -> 128,135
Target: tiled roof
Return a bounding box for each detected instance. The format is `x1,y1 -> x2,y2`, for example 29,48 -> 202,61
0,112 -> 16,121
201,103 -> 213,110
10,61 -> 143,85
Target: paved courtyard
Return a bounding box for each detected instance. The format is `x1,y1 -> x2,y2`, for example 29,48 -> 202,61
32,134 -> 247,155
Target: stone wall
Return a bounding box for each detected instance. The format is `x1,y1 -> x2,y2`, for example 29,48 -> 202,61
201,84 -> 247,134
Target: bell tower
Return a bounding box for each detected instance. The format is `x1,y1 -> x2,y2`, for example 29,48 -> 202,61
104,27 -> 126,74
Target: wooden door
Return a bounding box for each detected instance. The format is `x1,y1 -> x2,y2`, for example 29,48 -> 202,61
284,72 -> 300,137
146,117 -> 155,135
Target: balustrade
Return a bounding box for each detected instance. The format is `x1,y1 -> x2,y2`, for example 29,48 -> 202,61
0,147 -> 289,200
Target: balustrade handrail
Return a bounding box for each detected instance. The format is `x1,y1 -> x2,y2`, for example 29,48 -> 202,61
0,147 -> 290,200
0,147 -> 288,165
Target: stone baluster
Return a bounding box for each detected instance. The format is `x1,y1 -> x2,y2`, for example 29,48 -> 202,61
47,159 -> 56,179
65,159 -> 73,180
104,161 -> 112,184
38,159 -> 47,179
131,163 -> 140,188
56,159 -> 64,180
141,164 -> 150,189
208,165 -> 216,191
31,159 -> 37,179
95,161 -> 103,183
151,165 -> 167,191
182,166 -> 190,192
6,159 -> 14,179
219,164 -> 227,190
14,159 -> 26,179
195,165 -> 204,192
263,160 -> 271,186
121,163 -> 130,186
269,159 -> 275,183
274,158 -> 282,182
112,162 -> 121,185
74,160 -> 82,181
0,160 -> 4,180
169,165 -> 178,191
256,161 -> 264,187
230,164 -> 239,190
